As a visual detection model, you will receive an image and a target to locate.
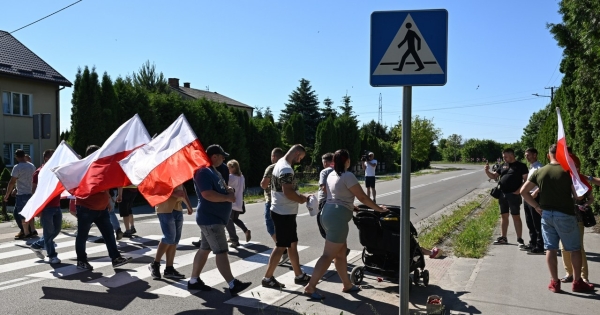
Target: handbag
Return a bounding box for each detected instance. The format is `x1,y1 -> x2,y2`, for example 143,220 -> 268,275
580,206 -> 597,227
490,184 -> 502,199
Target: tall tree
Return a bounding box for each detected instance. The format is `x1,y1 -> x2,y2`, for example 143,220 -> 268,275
339,94 -> 357,121
313,115 -> 337,162
279,78 -> 321,146
443,134 -> 463,162
99,72 -> 120,141
320,97 -> 337,119
334,114 -> 361,163
70,66 -> 103,155
361,120 -> 390,142
282,113 -> 305,146
132,60 -> 168,93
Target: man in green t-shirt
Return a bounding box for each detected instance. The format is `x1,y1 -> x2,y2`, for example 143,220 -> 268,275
520,144 -> 593,293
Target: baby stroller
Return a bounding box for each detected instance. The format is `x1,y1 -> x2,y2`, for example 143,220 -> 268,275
350,205 -> 429,286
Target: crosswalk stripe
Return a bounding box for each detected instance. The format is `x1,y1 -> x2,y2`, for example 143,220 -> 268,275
151,245 -> 309,298
0,238 -> 80,260
0,278 -> 44,291
0,277 -> 28,286
0,235 -> 162,274
0,234 -> 71,250
224,250 -> 361,309
85,240 -> 259,288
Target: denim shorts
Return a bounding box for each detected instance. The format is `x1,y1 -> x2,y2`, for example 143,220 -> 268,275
199,224 -> 228,254
157,211 -> 184,245
541,210 -> 581,251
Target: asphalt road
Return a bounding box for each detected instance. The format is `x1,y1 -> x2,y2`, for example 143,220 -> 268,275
0,164 -> 487,315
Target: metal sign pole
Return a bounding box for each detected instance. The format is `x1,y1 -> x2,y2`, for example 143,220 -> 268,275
400,86 -> 412,315
38,113 -> 43,166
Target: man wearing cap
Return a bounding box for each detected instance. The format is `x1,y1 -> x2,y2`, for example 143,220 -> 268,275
364,152 -> 378,203
188,144 -> 252,295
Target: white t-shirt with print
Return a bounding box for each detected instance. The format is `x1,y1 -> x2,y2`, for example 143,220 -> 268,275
270,159 -> 300,215
364,159 -> 377,177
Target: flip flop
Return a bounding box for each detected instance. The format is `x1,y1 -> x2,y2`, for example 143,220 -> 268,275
342,285 -> 361,293
304,291 -> 325,300
560,275 -> 573,283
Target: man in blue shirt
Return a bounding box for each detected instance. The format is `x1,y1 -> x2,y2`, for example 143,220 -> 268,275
187,144 -> 251,296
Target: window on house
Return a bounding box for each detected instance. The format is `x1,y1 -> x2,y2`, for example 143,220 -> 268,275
2,143 -> 32,166
2,91 -> 33,116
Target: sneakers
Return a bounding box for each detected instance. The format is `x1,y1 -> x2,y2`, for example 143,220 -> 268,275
122,230 -> 133,238
294,273 -> 311,285
262,276 -> 286,289
94,237 -> 106,243
31,230 -> 39,237
517,238 -> 525,248
279,251 -> 289,265
230,241 -> 240,248
164,268 -> 185,280
115,229 -> 124,240
148,262 -> 161,280
77,260 -> 94,270
187,278 -> 212,291
229,279 -> 252,296
527,248 -> 545,255
192,241 -> 201,247
131,227 -> 137,234
520,244 -> 532,251
493,236 -> 508,245
572,278 -> 594,292
245,230 -> 252,242
548,279 -> 561,293
49,257 -> 61,264
112,256 -> 132,268
29,245 -> 45,259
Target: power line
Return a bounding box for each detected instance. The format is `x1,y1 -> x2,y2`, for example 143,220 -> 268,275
0,0 -> 83,39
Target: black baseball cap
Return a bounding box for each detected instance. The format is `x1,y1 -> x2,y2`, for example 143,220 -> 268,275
206,144 -> 229,157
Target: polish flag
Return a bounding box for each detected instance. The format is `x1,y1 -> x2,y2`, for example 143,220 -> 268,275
556,107 -> 588,197
53,114 -> 151,198
119,114 -> 210,206
21,141 -> 79,222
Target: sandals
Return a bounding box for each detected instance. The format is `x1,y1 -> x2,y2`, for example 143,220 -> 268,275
342,285 -> 361,293
560,275 -> 573,283
304,290 -> 325,300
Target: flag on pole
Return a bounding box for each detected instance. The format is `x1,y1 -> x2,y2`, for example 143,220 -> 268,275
555,107 -> 588,197
21,141 -> 79,222
53,114 -> 151,198
119,114 -> 210,206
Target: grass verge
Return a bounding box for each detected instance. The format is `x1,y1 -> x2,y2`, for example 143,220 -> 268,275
34,218 -> 75,230
418,200 -> 482,250
452,199 -> 499,258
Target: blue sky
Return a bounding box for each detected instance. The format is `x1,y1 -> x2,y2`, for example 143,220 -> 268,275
3,0 -> 563,144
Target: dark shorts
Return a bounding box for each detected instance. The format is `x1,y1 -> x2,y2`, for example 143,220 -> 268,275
365,176 -> 376,188
499,192 -> 522,215
271,211 -> 298,248
118,189 -> 138,217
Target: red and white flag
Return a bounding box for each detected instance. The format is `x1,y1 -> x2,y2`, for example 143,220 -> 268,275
556,107 -> 588,197
53,114 -> 151,198
119,114 -> 210,206
21,141 -> 79,222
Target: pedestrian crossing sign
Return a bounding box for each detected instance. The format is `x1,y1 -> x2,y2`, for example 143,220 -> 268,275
370,9 -> 448,87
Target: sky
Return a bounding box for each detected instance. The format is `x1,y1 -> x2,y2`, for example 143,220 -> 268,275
2,0 -> 564,144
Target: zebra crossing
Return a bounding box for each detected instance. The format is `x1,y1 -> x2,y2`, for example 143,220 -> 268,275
0,230 -> 359,310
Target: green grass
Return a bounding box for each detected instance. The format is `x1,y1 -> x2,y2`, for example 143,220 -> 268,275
452,199 -> 500,258
33,217 -> 75,229
418,200 -> 482,250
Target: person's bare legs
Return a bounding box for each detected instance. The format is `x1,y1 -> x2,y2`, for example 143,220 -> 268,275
22,220 -> 31,235
264,247 -> 286,278
333,243 -> 353,291
28,220 -> 36,233
366,187 -> 372,199
165,244 -> 177,267
501,213 -> 509,237
305,241 -> 343,293
546,249 -> 559,281
271,234 -> 277,243
154,242 -> 170,263
420,248 -> 432,256
124,215 -> 132,231
287,242 -> 304,276
215,253 -> 234,283
512,214 -> 523,239
191,249 -> 211,278
570,249 -> 583,282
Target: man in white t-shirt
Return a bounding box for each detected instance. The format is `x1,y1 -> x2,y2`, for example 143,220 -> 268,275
364,152 -> 378,203
261,144 -> 312,289
3,149 -> 37,239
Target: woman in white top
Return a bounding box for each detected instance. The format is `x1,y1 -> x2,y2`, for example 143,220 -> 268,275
225,160 -> 251,247
303,149 -> 388,300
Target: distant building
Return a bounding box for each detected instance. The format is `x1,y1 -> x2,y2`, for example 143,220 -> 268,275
168,78 -> 253,117
0,30 -> 72,167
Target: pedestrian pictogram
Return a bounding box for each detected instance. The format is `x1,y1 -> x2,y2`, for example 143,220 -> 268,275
370,10 -> 448,86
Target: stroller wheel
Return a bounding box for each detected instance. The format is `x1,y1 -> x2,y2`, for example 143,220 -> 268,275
422,270 -> 430,286
412,269 -> 420,285
350,266 -> 365,285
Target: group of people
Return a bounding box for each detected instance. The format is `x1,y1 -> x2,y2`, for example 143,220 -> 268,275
484,146 -> 596,293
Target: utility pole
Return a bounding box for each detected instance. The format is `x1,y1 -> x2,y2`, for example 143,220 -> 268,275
378,93 -> 382,125
545,86 -> 558,101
